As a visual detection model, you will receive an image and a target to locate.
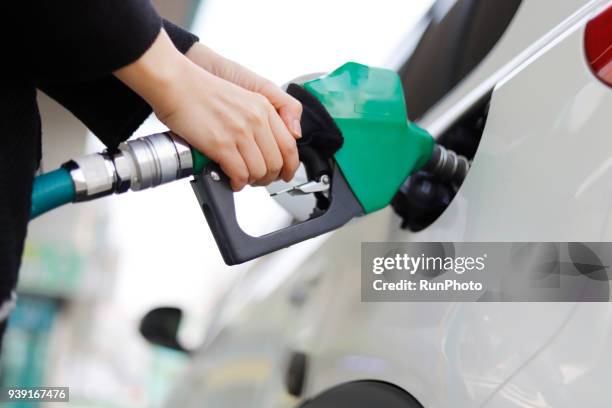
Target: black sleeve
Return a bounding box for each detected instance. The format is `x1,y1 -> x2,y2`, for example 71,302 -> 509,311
39,20 -> 199,149
31,0 -> 162,82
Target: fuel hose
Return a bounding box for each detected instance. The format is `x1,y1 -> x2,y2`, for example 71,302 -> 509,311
29,132 -> 207,220
29,134 -> 467,220
30,168 -> 76,219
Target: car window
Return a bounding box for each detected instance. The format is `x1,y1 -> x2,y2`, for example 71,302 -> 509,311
399,0 -> 522,120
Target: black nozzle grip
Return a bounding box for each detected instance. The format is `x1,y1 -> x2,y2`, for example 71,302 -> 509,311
297,144 -> 330,180
191,164 -> 363,265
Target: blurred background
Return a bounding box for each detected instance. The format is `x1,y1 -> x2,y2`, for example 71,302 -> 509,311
1,0 -> 433,406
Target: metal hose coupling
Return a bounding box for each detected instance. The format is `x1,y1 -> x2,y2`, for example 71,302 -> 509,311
65,132 -> 194,202
423,144 -> 470,186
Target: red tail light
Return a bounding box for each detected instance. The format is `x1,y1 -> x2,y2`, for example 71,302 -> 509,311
585,4 -> 612,86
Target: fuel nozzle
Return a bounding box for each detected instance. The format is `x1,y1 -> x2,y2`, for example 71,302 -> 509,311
392,144 -> 470,231
422,144 -> 470,187
65,132 -> 194,202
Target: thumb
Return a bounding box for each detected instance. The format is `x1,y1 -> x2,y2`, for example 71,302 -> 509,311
278,102 -> 303,139
261,82 -> 303,139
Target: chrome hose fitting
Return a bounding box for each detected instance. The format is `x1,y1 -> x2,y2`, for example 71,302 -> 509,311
423,144 -> 470,186
66,132 -> 193,202
117,132 -> 193,191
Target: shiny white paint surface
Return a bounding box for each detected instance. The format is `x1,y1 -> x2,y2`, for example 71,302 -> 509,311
167,1 -> 612,406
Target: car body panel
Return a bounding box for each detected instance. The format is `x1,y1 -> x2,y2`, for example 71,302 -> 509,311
483,303 -> 612,408
166,0 -> 612,406
420,0 -> 599,137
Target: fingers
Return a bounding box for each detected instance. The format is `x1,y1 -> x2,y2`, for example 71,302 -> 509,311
158,67 -> 300,189
236,133 -> 268,185
261,82 -> 303,139
278,103 -> 303,139
267,108 -> 300,182
251,119 -> 284,186
217,148 -> 249,191
214,93 -> 297,189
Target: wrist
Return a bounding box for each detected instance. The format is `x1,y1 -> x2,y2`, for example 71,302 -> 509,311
114,29 -> 192,108
186,42 -> 228,76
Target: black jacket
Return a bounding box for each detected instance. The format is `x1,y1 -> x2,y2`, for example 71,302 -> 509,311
0,1 -> 198,302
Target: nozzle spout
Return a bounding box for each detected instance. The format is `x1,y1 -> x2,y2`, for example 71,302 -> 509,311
423,144 -> 470,186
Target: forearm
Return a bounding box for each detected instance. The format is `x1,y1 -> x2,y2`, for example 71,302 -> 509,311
114,29 -> 191,112
41,21 -> 200,149
185,43 -> 220,74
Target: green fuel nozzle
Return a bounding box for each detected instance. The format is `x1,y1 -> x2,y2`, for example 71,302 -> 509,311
302,62 -> 437,213
31,62 -> 469,265
191,63 -> 469,264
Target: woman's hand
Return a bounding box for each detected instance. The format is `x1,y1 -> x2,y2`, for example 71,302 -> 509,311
157,66 -> 301,191
114,29 -> 300,191
186,43 -> 303,139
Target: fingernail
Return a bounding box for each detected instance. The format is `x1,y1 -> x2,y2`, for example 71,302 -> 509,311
291,119 -> 302,138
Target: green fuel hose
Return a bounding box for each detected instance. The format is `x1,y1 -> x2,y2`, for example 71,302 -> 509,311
30,167 -> 76,219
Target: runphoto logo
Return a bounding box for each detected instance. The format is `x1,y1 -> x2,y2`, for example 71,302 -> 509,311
372,253 -> 487,275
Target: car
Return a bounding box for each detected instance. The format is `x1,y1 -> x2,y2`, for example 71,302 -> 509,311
146,0 -> 612,406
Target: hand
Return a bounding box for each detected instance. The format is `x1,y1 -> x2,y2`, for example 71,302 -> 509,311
186,43 -> 303,139
114,30 -> 299,191
156,67 -> 300,191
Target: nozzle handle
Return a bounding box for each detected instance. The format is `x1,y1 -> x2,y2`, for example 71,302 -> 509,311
191,163 -> 363,265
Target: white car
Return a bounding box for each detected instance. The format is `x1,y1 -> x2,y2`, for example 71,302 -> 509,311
154,0 -> 612,406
